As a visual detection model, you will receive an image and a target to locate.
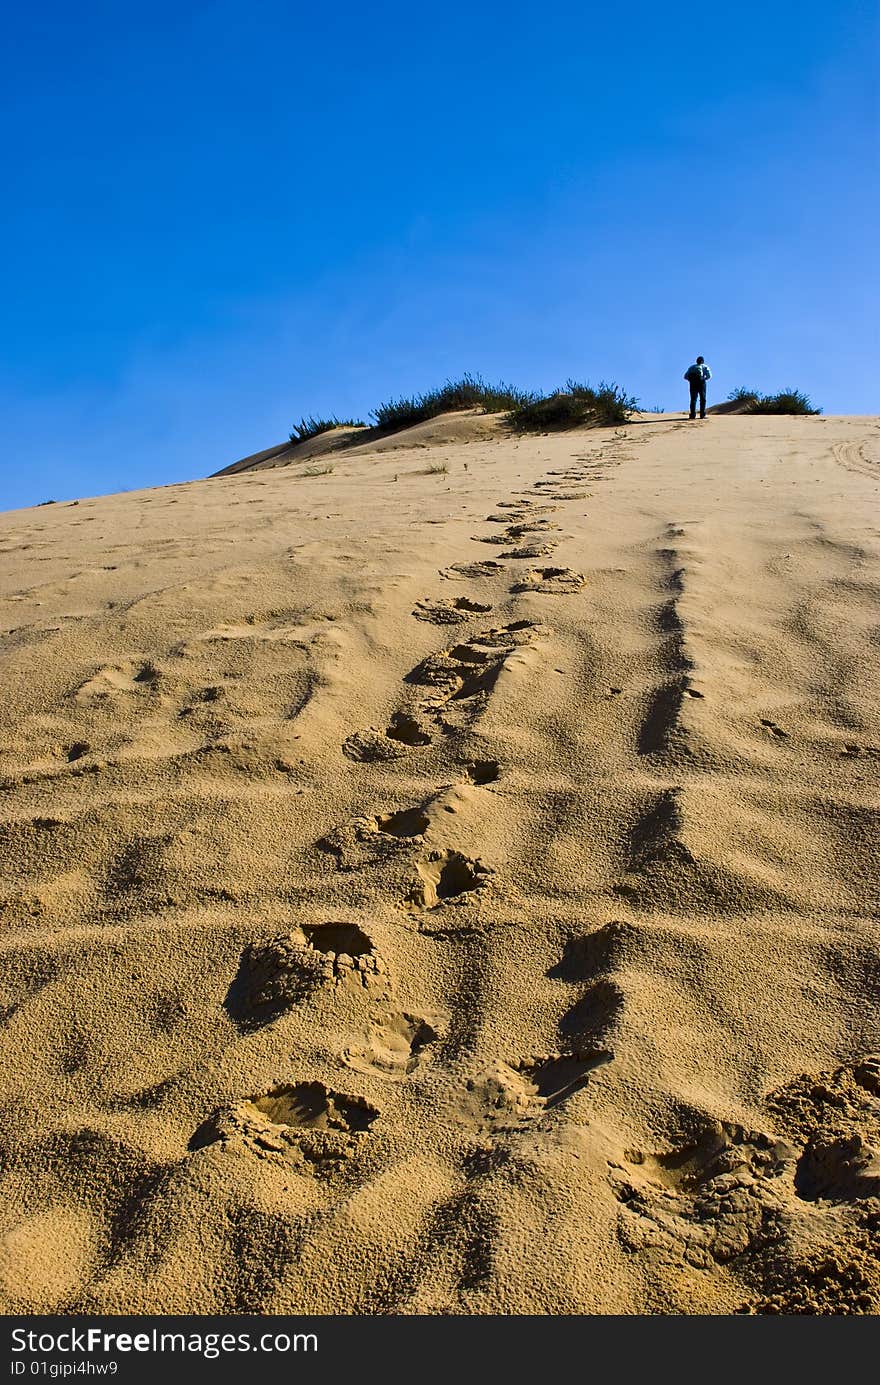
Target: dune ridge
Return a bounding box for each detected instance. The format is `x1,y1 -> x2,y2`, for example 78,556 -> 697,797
0,411 -> 878,1314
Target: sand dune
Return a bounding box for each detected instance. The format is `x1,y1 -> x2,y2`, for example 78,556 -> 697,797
0,411 -> 879,1315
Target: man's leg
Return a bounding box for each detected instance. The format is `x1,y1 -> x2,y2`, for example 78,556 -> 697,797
689,384 -> 698,419
699,385 -> 706,419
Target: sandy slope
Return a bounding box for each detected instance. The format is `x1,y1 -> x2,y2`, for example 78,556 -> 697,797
0,411 -> 879,1316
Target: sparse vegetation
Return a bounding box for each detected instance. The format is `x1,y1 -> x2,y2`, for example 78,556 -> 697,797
425,462 -> 448,474
287,373 -> 638,451
288,416 -> 364,445
726,387 -> 761,407
750,389 -> 821,415
727,387 -> 821,415
508,380 -> 638,433
301,464 -> 335,477
370,374 -> 537,433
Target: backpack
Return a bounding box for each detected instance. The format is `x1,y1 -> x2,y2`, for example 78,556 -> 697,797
684,364 -> 704,383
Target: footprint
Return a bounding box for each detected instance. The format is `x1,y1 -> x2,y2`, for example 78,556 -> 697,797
464,759 -> 499,784
191,1082 -> 379,1169
440,561 -> 506,580
408,850 -> 492,908
500,542 -> 557,559
342,731 -> 408,763
462,1062 -> 542,1132
618,1124 -> 792,1193
375,806 -> 431,837
317,804 -> 431,868
515,1051 -> 612,1107
386,712 -> 433,745
303,922 -> 375,957
253,1084 -> 377,1131
413,597 -> 492,625
512,567 -> 586,595
485,505 -> 557,521
548,921 -> 637,982
477,521 -> 559,546
638,681 -> 687,755
761,720 -> 789,740
406,621 -> 544,727
225,925 -> 386,1027
559,980 -> 624,1041
74,660 -> 163,703
344,622 -> 540,764
769,1060 -> 880,1204
342,712 -> 433,762
795,1135 -> 880,1201
343,1011 -> 440,1079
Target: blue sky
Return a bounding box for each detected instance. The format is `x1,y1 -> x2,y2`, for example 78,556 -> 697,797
1,0 -> 877,511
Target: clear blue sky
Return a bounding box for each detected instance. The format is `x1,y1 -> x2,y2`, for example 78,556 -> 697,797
1,1 -> 877,511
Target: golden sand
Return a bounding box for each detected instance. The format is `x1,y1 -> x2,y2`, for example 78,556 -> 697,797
0,410 -> 878,1314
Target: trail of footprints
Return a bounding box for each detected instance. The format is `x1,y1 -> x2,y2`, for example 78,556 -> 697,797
11,430 -> 874,1310
199,453 -> 599,1175
204,435 -> 875,1313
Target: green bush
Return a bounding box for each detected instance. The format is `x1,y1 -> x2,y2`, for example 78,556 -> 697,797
726,386 -> 820,415
370,374 -> 538,433
288,416 -> 365,445
509,380 -> 638,432
749,389 -> 821,415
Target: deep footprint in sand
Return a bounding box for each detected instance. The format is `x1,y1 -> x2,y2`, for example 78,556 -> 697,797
477,521 -> 560,546
191,1082 -> 379,1169
317,801 -> 434,868
342,730 -> 408,762
408,849 -> 493,909
769,1060 -> 880,1202
343,712 -> 433,761
464,758 -> 500,784
375,806 -> 431,837
440,560 -> 506,580
512,566 -> 586,594
405,620 -> 545,729
500,542 -> 557,559
412,596 -> 492,624
225,923 -> 387,1027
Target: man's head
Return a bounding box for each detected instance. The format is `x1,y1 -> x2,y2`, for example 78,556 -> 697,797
696,356 -> 704,364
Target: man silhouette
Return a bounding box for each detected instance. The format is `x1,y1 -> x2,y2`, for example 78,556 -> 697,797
683,356 -> 712,419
